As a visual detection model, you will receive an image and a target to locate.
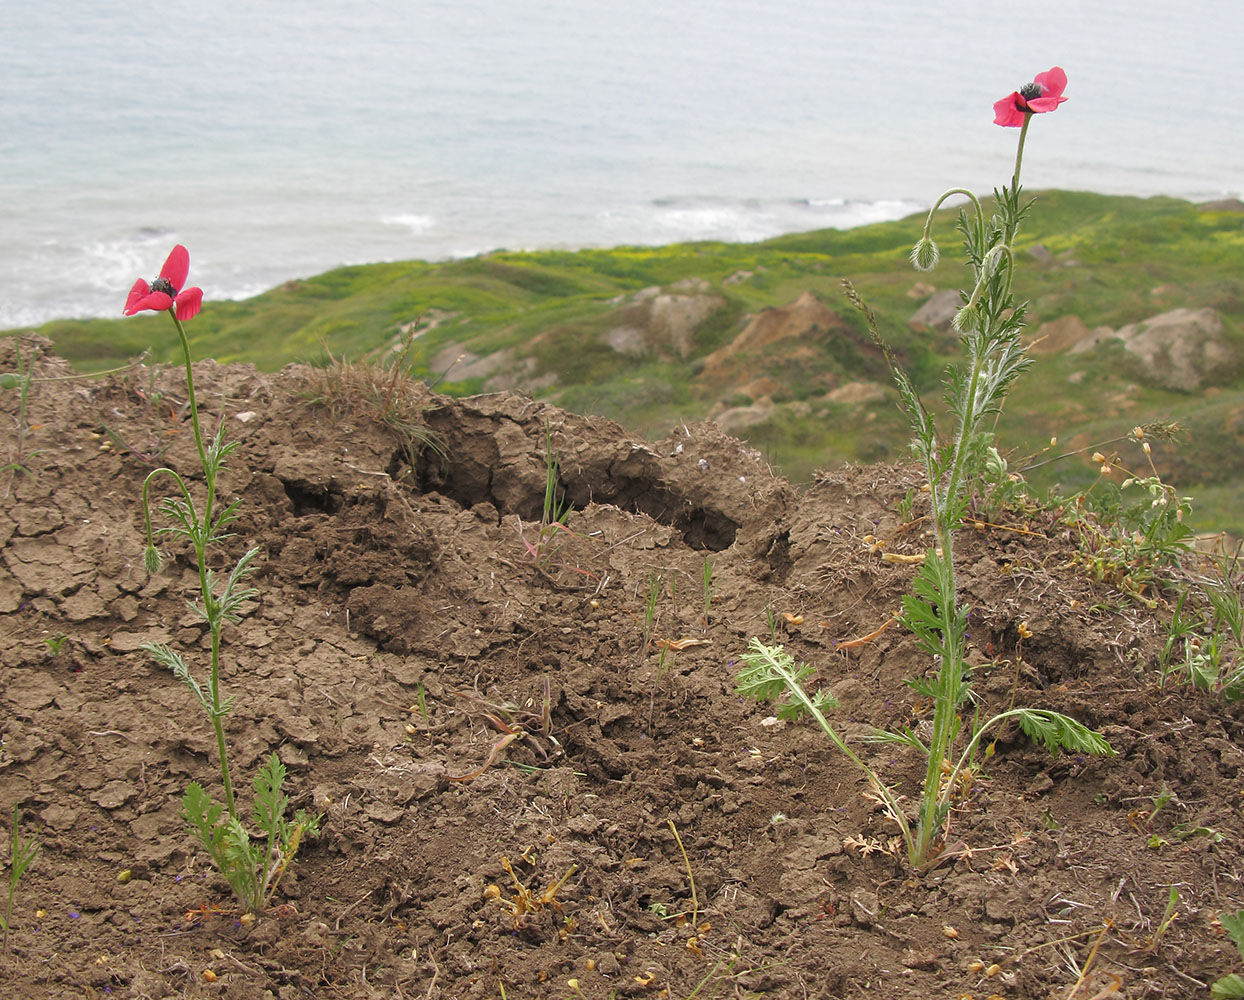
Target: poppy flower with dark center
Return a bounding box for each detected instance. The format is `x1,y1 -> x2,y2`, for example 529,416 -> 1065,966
124,244 -> 204,321
993,67 -> 1068,127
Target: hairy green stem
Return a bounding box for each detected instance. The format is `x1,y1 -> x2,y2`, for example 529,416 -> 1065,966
207,623 -> 235,817
923,187 -> 984,237
171,312 -> 214,531
1012,113 -> 1032,190
141,467 -> 197,551
168,308 -> 236,818
913,212 -> 1020,865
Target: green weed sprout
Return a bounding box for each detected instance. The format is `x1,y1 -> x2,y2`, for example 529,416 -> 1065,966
125,245 -> 318,913
518,420 -> 572,567
640,572 -> 663,657
762,603 -> 779,641
739,68 -> 1113,869
1213,910 -> 1244,998
2,805 -> 40,950
1207,577 -> 1244,646
538,420 -> 570,552
1178,633 -> 1244,701
43,633 -> 69,656
701,557 -> 716,628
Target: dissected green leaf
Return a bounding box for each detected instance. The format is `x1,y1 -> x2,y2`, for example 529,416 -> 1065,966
222,816 -> 262,912
735,639 -> 817,714
252,752 -> 290,838
145,643 -> 211,712
181,782 -> 227,865
1016,709 -> 1114,757
862,726 -> 929,753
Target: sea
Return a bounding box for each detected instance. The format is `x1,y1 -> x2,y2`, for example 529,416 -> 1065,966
2,0 -> 1241,329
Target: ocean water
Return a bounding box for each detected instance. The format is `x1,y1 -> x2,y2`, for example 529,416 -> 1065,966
2,0 -> 1241,328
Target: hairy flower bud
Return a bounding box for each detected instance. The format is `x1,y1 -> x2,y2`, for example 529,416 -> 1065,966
910,237 -> 940,272
951,301 -> 980,333
143,544 -> 163,574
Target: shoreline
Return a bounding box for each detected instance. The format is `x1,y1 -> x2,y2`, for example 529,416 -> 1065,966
7,188 -> 1243,332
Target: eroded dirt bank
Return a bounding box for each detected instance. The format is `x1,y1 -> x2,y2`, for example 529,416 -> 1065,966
1,339 -> 1241,999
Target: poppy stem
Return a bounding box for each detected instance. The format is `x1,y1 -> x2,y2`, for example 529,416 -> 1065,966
923,188 -> 984,240
167,308 -> 236,818
169,311 -> 210,497
1012,113 -> 1033,190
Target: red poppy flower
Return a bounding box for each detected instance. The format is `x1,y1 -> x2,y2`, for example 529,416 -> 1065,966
993,67 -> 1068,127
124,244 -> 204,321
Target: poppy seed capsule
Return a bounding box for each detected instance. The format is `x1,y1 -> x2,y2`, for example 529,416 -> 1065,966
150,276 -> 176,297
1019,81 -> 1044,100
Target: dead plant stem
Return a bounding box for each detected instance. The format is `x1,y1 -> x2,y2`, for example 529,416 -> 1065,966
668,819 -> 698,927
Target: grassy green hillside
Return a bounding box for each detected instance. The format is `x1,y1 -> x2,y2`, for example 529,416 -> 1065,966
11,191 -> 1244,533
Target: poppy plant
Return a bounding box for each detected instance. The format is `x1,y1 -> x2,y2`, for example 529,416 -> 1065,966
738,62 -> 1112,873
124,244 -> 203,321
123,246 -> 318,914
993,67 -> 1068,128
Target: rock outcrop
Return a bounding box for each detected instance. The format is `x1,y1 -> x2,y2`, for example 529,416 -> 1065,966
699,290 -> 843,383
1026,315 -> 1096,354
603,279 -> 725,359
1070,307 -> 1238,391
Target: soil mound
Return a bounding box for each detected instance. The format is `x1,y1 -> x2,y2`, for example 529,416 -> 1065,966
1,338 -> 1240,998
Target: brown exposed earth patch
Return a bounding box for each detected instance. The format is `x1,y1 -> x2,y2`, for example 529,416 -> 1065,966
1,337 -> 1242,999
698,291 -> 844,383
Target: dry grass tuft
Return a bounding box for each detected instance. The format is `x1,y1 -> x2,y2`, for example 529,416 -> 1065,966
302,337 -> 446,473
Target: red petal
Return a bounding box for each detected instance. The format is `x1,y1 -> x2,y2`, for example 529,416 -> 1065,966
1032,66 -> 1067,101
127,290 -> 174,314
174,287 -> 203,321
1026,93 -> 1068,113
159,244 -> 191,293
124,278 -> 151,314
993,93 -> 1027,127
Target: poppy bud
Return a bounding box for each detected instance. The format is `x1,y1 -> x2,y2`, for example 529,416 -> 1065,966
910,237 -> 940,272
144,544 -> 163,574
952,301 -> 981,333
